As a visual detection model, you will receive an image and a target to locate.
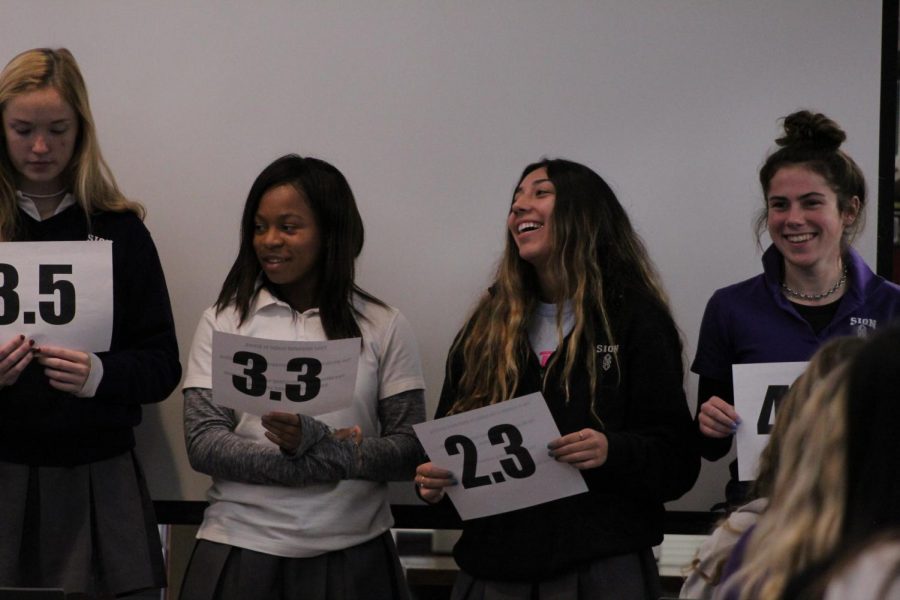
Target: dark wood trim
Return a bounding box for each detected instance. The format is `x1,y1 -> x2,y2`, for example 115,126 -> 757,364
877,0 -> 899,278
154,500 -> 718,534
154,500 -> 207,525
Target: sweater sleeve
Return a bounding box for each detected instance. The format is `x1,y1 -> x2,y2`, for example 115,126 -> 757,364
692,290 -> 735,384
94,220 -> 181,405
417,345 -> 466,520
691,290 -> 738,462
696,375 -> 735,461
599,300 -> 701,502
354,387 -> 426,480
183,386 -> 425,486
434,330 -> 466,420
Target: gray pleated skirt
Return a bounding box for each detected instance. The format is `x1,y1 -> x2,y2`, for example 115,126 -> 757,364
178,531 -> 409,600
0,452 -> 165,598
450,549 -> 662,600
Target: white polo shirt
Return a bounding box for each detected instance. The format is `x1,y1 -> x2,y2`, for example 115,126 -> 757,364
183,288 -> 425,557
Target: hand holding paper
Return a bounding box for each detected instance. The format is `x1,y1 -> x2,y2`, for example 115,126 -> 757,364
413,393 -> 588,520
35,345 -> 91,393
0,335 -> 34,387
414,462 -> 456,504
547,428 -> 608,470
698,395 -> 742,438
261,411 -> 303,454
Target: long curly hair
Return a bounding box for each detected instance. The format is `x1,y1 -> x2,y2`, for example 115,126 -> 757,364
727,364 -> 851,600
729,327 -> 900,599
684,337 -> 863,593
446,158 -> 671,419
749,336 -> 865,500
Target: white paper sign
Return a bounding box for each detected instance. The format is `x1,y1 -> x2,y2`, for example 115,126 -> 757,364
211,331 -> 359,416
0,241 -> 113,351
733,361 -> 807,480
413,392 -> 589,520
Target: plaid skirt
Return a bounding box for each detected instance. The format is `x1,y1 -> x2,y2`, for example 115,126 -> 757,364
0,452 -> 165,598
178,532 -> 409,600
450,549 -> 662,600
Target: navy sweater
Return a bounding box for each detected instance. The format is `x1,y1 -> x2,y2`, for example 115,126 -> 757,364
435,291 -> 699,581
0,205 -> 181,466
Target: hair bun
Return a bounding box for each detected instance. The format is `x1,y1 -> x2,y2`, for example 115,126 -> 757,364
776,110 -> 846,152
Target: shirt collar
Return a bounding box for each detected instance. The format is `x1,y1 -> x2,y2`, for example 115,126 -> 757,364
250,284 -> 321,317
16,191 -> 76,221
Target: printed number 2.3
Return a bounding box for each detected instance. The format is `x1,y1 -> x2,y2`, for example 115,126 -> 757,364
444,424 -> 537,489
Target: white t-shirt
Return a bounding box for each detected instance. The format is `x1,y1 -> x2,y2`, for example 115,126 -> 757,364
528,301 -> 574,367
183,288 -> 425,557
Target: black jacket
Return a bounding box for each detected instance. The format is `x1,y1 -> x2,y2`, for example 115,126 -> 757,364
435,291 -> 699,581
0,205 -> 181,466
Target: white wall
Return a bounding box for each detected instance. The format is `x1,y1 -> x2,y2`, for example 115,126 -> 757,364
0,0 -> 884,511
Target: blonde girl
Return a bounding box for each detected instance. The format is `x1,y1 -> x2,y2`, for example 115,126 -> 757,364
0,48 -> 180,598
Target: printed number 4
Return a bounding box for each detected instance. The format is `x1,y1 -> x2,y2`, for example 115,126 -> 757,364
445,424 -> 537,489
757,384 -> 789,435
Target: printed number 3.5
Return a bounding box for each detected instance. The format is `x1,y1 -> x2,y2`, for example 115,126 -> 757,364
0,264 -> 76,326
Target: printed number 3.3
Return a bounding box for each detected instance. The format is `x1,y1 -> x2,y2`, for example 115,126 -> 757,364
231,351 -> 323,402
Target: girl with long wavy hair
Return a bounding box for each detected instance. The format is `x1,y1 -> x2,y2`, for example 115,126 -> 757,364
180,154 -> 426,600
415,158 -> 699,599
0,48 -> 181,598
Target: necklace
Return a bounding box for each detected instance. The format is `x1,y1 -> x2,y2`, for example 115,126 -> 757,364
782,267 -> 847,301
19,188 -> 67,199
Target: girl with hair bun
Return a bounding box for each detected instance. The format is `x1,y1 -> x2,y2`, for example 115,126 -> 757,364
692,110 -> 900,508
0,48 -> 181,597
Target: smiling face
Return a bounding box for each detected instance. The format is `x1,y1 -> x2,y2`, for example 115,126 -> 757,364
2,86 -> 78,195
253,184 -> 322,311
766,164 -> 858,276
508,167 -> 556,273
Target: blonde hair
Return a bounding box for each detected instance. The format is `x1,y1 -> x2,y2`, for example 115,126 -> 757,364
685,337 -> 862,593
447,159 -> 672,418
0,47 -> 142,240
726,365 -> 851,600
750,336 -> 864,500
